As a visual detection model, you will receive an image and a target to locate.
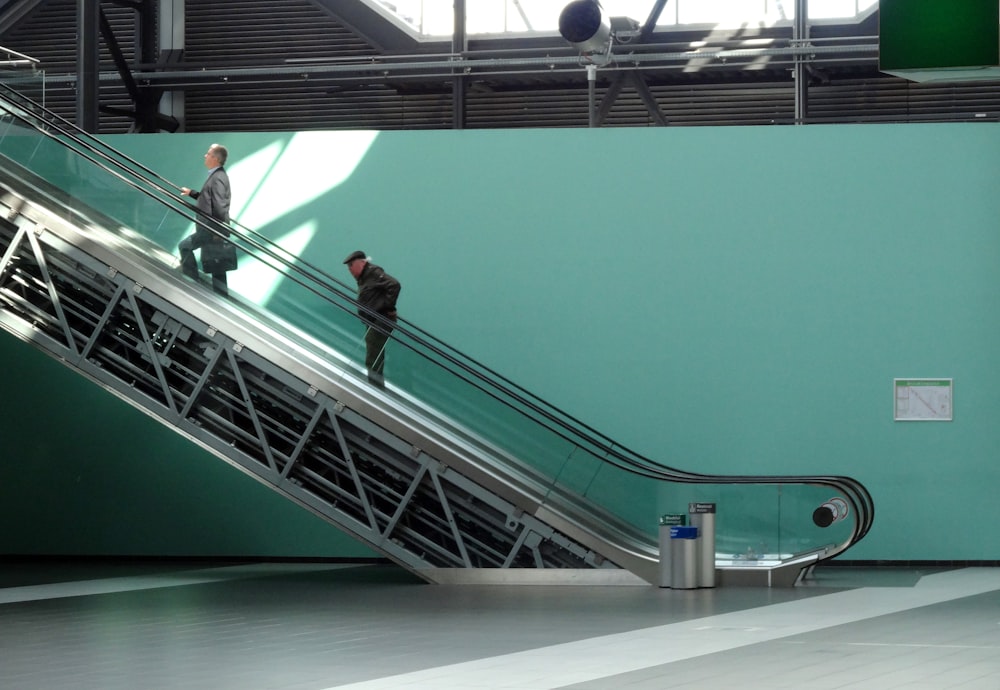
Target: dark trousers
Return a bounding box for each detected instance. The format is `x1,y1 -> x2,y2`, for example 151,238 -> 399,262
179,234 -> 229,296
364,324 -> 393,388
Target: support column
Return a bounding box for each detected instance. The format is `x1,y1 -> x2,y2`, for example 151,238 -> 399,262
452,0 -> 467,129
587,64 -> 597,128
77,0 -> 100,132
793,0 -> 809,124
158,0 -> 185,131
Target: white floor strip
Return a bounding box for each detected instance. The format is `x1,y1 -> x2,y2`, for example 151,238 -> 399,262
326,568 -> 1000,690
0,562 -> 359,605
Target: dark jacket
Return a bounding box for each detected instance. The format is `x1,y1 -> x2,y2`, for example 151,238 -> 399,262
189,166 -> 231,243
356,262 -> 401,331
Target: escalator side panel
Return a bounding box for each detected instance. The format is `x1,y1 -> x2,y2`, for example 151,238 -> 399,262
0,192 -> 623,579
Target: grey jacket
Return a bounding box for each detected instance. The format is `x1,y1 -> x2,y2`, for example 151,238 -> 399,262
189,166 -> 231,242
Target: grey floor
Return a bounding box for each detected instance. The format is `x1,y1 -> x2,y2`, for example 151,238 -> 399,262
1,561 -> 998,689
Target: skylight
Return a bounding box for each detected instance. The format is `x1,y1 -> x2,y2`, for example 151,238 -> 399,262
373,0 -> 878,37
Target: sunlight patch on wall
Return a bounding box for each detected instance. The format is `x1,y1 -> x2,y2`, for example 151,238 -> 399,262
226,130 -> 378,304
229,220 -> 318,304
233,130 -> 379,230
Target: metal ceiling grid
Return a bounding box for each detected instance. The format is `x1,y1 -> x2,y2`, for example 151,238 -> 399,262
0,3 -> 997,136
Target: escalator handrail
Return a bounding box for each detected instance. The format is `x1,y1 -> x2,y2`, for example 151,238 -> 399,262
0,84 -> 874,550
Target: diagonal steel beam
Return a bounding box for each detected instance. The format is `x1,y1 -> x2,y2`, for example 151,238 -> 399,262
595,73 -> 626,126
640,0 -> 670,42
327,401 -> 379,532
429,466 -> 473,567
179,334 -> 225,420
382,461 -> 430,543
225,347 -> 279,473
79,280 -> 128,362
279,397 -> 325,480
628,71 -> 668,125
123,285 -> 177,414
25,228 -> 78,354
597,0 -> 671,126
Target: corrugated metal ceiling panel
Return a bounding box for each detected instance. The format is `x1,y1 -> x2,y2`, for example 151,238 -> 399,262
1,1 -> 999,133
1,0 -> 136,132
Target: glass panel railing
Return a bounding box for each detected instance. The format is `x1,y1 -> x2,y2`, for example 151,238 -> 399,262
0,85 -> 872,568
0,118 -> 184,255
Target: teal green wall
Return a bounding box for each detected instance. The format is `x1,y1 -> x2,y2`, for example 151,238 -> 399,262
0,335 -> 375,558
2,124 -> 999,561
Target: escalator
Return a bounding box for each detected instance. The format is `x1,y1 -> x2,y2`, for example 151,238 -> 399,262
0,86 -> 873,586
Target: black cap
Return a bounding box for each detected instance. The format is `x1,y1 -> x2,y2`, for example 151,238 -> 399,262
343,250 -> 366,264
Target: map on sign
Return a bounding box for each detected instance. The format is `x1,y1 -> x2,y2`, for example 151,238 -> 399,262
894,379 -> 953,421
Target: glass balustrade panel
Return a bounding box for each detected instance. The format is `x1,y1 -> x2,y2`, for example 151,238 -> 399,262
0,92 -> 863,568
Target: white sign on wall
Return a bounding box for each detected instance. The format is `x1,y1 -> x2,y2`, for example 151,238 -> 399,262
894,378 -> 953,421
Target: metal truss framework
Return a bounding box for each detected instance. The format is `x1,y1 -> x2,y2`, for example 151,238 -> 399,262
77,0 -> 178,132
0,203 -> 617,579
57,0 -> 882,132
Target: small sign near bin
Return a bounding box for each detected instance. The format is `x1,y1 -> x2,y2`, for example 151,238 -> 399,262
658,504 -> 716,589
657,514 -> 686,588
689,502 -> 716,588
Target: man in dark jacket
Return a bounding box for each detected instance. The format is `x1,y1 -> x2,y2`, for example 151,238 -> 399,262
179,143 -> 235,296
344,250 -> 401,389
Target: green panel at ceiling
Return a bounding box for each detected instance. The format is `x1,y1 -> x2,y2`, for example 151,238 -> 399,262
881,0 -> 999,81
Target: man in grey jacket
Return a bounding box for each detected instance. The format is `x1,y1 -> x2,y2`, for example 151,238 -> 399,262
179,143 -> 234,296
344,250 -> 401,389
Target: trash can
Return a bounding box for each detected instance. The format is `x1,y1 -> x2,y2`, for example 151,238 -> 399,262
658,514 -> 686,588
689,502 -> 717,588
669,525 -> 699,589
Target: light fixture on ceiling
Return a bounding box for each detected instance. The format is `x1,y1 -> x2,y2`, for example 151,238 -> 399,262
558,1 -> 640,60
558,0 -> 612,57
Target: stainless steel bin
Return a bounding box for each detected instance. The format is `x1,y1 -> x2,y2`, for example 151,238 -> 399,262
689,502 -> 717,588
669,525 -> 699,589
658,514 -> 687,588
